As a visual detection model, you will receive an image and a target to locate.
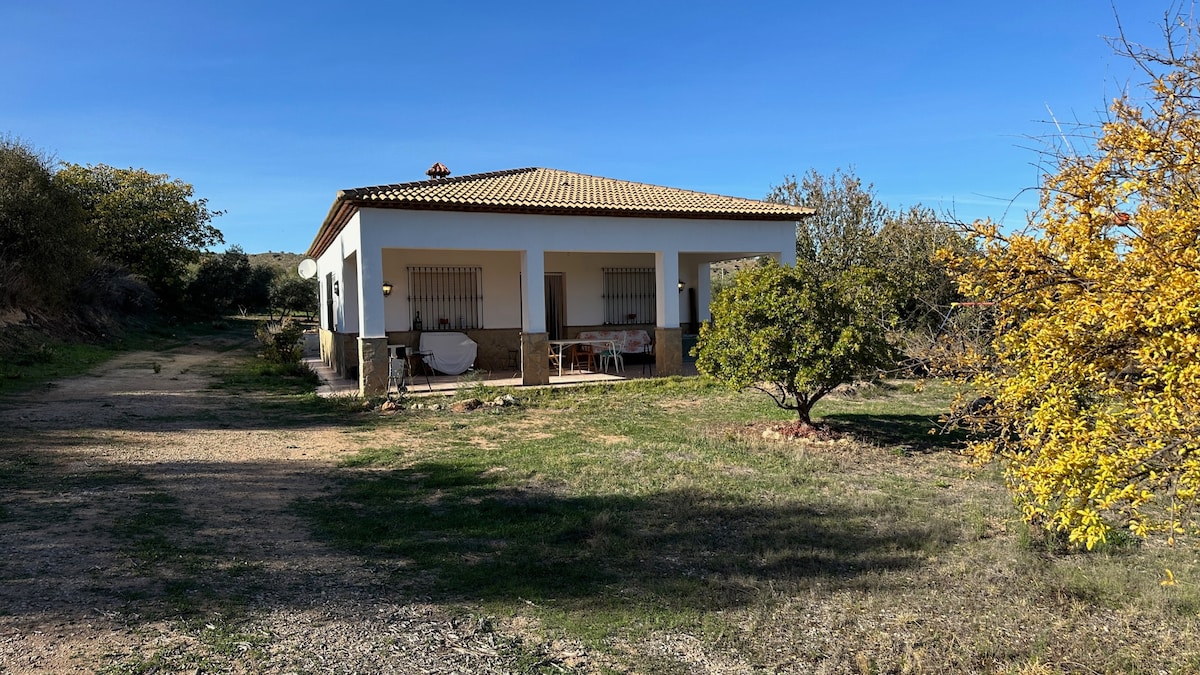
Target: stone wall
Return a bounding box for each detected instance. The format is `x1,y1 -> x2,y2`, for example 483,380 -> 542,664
358,337 -> 389,396
521,332 -> 550,385
655,327 -> 683,376
319,329 -> 360,379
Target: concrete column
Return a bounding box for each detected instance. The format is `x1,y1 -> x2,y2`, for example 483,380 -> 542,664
358,337 -> 389,396
357,250 -> 386,339
518,249 -> 550,386
521,332 -> 550,386
520,249 -> 546,334
655,327 -> 683,376
698,263 -> 712,323
654,250 -> 680,329
654,251 -> 683,376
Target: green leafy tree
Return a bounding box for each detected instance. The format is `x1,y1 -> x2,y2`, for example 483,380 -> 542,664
271,276 -> 317,319
875,205 -> 973,332
188,246 -> 253,316
765,168 -> 972,379
696,259 -> 895,426
243,264 -> 275,314
0,137 -> 87,308
767,167 -> 890,279
58,163 -> 223,305
187,247 -> 279,317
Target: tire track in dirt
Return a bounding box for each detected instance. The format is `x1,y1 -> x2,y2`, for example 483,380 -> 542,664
0,335 -> 520,673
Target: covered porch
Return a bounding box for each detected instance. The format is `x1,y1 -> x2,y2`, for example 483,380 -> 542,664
305,167 -> 810,397
304,348 -> 699,398
318,243 -> 780,396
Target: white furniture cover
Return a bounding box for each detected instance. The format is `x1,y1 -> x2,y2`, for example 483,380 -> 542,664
418,332 -> 477,375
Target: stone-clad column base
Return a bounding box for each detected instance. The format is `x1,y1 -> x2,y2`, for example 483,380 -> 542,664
655,327 -> 683,377
521,332 -> 550,386
359,337 -> 390,397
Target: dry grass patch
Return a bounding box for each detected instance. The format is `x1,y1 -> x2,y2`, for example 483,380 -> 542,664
16,341 -> 1195,674
294,378 -> 1197,671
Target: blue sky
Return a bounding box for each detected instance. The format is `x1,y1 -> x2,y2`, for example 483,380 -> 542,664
1,1 -> 1176,254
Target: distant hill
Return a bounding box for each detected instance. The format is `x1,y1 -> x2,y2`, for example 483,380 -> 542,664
248,252 -> 308,278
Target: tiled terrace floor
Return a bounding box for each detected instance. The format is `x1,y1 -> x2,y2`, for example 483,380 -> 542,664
303,355 -> 697,398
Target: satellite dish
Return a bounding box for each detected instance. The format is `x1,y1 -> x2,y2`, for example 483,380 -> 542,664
297,258 -> 317,279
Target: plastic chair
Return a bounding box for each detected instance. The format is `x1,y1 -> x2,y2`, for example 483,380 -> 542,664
387,352 -> 407,396
389,344 -> 431,392
599,335 -> 625,373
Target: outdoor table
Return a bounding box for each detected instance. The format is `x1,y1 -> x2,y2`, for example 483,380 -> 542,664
547,338 -> 617,376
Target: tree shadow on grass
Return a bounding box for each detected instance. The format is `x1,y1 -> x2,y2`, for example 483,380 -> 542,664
297,461 -> 959,612
821,413 -> 967,453
0,449 -> 963,635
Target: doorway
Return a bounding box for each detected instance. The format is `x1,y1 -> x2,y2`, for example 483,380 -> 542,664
325,272 -> 335,330
545,273 -> 564,340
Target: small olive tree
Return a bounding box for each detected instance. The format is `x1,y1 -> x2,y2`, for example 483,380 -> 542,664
695,259 -> 895,426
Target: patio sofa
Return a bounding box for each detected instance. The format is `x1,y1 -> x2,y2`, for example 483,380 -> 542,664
575,329 -> 652,355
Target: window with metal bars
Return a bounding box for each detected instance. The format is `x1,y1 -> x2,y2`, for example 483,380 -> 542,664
407,266 -> 482,331
602,267 -> 656,325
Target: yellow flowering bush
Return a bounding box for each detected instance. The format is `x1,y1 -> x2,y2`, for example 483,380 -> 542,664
947,21 -> 1200,549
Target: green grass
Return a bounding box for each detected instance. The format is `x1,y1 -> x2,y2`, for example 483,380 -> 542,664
0,317 -> 255,395
10,351 -> 1200,672
0,338 -> 125,394
211,358 -> 321,395
294,377 -> 1200,672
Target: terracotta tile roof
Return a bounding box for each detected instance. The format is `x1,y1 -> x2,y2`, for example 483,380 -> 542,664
308,167 -> 812,257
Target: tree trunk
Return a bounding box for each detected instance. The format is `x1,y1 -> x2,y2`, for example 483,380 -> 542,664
796,403 -> 813,427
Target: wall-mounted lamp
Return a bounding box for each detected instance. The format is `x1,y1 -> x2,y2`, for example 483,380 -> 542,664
381,281 -> 393,297
333,280 -> 340,296
678,280 -> 685,292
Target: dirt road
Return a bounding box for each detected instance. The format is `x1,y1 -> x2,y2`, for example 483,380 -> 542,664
0,334 -> 521,673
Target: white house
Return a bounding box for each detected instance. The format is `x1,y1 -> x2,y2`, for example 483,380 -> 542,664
305,165 -> 811,395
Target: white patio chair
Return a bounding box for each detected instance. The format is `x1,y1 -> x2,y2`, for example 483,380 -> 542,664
388,344 -> 431,392
387,351 -> 407,396
599,335 -> 625,373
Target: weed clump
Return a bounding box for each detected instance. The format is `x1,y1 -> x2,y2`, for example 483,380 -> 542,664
255,318 -> 302,364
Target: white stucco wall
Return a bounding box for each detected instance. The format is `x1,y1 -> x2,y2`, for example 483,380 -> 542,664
315,214 -> 362,333
313,207 -> 796,337
341,252 -> 359,333
545,252 -> 655,326
380,249 -> 524,331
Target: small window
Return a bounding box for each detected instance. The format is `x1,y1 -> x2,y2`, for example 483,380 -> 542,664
408,266 -> 482,330
603,267 -> 656,325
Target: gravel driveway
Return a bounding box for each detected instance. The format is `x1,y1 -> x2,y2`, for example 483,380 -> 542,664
0,335 -> 528,673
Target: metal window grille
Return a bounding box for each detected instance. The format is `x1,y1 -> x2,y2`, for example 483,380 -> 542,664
408,266 -> 483,331
603,267 -> 656,325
